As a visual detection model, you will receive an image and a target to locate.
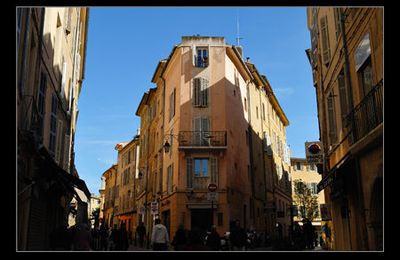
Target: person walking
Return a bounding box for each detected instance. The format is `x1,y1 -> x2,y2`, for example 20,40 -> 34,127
151,218 -> 169,251
206,225 -> 221,251
72,223 -> 92,251
136,221 -> 146,248
172,224 -> 187,251
230,220 -> 247,251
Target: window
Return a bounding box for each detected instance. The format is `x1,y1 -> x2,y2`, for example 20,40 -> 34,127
64,134 -> 70,171
37,72 -> 47,140
334,8 -> 341,40
193,117 -> 210,146
169,128 -> 174,155
311,183 -> 318,194
195,47 -> 208,68
194,159 -> 208,177
296,162 -> 302,171
327,91 -> 337,144
320,15 -> 331,65
169,88 -> 175,121
193,77 -> 209,107
358,57 -> 373,98
262,103 -> 266,121
55,120 -> 63,164
310,163 -> 316,171
187,158 -> 193,188
256,106 -> 259,119
159,167 -> 163,193
167,164 -> 173,194
49,94 -> 58,157
244,98 -> 247,111
338,70 -> 351,124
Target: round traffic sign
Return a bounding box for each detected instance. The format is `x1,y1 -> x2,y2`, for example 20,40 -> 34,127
208,183 -> 218,192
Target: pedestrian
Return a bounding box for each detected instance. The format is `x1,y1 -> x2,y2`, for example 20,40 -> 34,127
205,225 -> 221,251
136,221 -> 146,248
72,223 -> 92,251
151,218 -> 169,251
120,224 -> 129,250
230,220 -> 247,251
49,224 -> 70,250
99,224 -> 109,251
183,227 -> 208,251
172,224 -> 187,251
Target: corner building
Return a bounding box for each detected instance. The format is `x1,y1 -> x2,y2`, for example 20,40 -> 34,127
137,36 -> 292,240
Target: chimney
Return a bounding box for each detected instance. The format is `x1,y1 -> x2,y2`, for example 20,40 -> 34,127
246,57 -> 250,62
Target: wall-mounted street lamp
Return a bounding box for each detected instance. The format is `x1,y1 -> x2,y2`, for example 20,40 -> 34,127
163,133 -> 180,153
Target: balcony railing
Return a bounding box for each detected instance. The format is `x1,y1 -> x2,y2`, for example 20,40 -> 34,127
179,131 -> 227,147
346,79 -> 383,145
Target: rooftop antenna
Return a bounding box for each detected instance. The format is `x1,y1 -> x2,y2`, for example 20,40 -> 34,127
236,10 -> 243,46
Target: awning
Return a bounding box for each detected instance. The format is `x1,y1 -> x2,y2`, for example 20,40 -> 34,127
37,146 -> 91,200
317,153 -> 352,193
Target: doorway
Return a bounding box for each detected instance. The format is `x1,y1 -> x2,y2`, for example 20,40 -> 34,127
191,208 -> 212,232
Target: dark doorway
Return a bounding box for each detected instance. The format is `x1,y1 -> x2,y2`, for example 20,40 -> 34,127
191,209 -> 212,233
162,210 -> 171,237
370,177 -> 383,250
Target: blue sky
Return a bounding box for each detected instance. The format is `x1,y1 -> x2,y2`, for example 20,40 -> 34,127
74,7 -> 319,195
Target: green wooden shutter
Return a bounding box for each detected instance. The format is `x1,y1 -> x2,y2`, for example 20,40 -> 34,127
320,16 -> 331,65
210,157 -> 218,185
187,158 -> 193,188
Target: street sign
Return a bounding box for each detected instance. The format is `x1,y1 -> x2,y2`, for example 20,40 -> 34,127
208,183 -> 218,192
138,205 -> 145,215
305,141 -> 323,164
150,201 -> 158,215
207,192 -> 218,201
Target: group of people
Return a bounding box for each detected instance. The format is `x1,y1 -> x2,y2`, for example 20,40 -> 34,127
292,218 -> 320,250
50,218 -> 324,251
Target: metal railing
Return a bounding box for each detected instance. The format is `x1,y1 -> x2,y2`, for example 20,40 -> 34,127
178,131 -> 227,147
346,79 -> 383,145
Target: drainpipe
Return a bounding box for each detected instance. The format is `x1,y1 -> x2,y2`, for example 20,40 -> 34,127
339,8 -> 354,110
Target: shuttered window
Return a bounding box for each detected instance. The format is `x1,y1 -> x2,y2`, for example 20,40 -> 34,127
327,92 -> 337,144
193,77 -> 209,107
320,15 -> 331,65
210,157 -> 218,185
193,117 -> 210,146
338,71 -> 350,125
169,88 -> 176,121
49,94 -> 58,157
64,134 -> 70,171
55,120 -> 63,164
37,72 -> 47,140
186,158 -> 193,188
167,164 -> 173,194
334,8 -> 341,40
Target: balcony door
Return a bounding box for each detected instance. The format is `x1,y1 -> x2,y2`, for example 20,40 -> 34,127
193,117 -> 210,146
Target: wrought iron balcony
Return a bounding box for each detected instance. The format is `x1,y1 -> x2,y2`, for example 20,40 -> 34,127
178,131 -> 227,147
346,79 -> 383,145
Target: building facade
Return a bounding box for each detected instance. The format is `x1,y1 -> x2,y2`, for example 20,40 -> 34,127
102,164 -> 118,229
17,7 -> 90,250
290,158 -> 325,233
114,136 -> 140,240
307,7 -> 383,250
136,36 -> 292,241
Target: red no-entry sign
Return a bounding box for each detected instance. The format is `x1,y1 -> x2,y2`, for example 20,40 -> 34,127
208,183 -> 217,192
